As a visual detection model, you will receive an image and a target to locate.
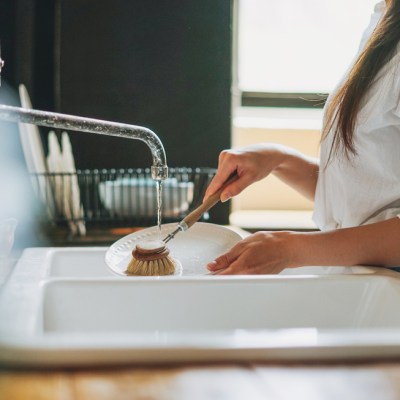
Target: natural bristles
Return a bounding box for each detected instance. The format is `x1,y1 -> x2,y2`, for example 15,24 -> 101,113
126,256 -> 176,276
126,240 -> 176,276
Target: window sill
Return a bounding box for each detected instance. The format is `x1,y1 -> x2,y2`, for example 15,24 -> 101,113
230,210 -> 317,231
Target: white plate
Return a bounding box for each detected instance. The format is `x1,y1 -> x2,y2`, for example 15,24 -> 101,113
18,84 -> 55,219
18,84 -> 55,218
18,84 -> 47,175
61,132 -> 86,236
105,222 -> 243,277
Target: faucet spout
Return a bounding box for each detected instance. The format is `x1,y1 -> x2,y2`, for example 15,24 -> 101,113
0,105 -> 168,180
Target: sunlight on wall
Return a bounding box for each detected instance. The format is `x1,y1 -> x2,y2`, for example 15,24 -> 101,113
232,126 -> 320,212
231,107 -> 322,213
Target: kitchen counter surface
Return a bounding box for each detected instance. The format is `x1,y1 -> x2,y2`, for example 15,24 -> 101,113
3,229 -> 400,398
2,361 -> 400,399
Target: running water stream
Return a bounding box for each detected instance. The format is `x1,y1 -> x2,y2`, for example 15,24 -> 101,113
156,180 -> 163,236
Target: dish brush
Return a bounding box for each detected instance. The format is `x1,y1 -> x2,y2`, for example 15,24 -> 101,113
163,172 -> 238,243
126,239 -> 176,276
126,172 -> 238,276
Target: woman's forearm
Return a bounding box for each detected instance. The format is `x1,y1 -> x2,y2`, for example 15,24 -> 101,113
293,217 -> 400,268
272,145 -> 319,201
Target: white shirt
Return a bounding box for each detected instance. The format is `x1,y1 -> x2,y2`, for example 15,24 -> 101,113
313,1 -> 400,231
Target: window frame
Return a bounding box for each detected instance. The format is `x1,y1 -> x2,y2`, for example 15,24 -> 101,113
241,91 -> 328,109
235,0 -> 373,110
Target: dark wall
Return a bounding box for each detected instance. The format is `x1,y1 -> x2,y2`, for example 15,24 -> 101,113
0,0 -> 55,108
1,0 -> 233,225
0,0 -> 55,248
57,1 -> 232,172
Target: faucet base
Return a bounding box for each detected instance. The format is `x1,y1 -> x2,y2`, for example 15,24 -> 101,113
151,165 -> 169,181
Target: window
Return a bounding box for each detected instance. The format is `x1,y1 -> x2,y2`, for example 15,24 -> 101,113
238,0 -> 378,107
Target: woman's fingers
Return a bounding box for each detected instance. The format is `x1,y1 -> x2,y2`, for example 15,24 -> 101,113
204,150 -> 238,201
204,166 -> 236,201
207,237 -> 244,272
207,252 -> 236,271
204,167 -> 256,202
204,148 -> 268,202
209,250 -> 251,275
219,174 -> 256,202
204,172 -> 232,201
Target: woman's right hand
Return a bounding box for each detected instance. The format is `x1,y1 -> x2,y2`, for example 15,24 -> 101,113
204,143 -> 287,202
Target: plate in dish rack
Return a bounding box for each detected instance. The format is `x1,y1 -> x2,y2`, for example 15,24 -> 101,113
105,222 -> 243,276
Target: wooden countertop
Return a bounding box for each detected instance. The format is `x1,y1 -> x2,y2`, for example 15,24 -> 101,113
2,361 -> 400,399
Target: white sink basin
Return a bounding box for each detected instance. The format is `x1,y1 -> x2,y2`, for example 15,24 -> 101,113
48,248 -> 112,277
1,246 -> 399,367
43,277 -> 400,333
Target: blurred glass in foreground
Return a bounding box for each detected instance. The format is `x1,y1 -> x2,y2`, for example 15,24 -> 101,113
0,218 -> 18,259
0,81 -> 47,253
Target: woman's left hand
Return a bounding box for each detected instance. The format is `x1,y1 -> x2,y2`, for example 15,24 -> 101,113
207,231 -> 300,275
208,217 -> 400,274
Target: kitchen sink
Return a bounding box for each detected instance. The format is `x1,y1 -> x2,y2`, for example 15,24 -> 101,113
48,248 -> 112,277
43,276 -> 400,334
1,246 -> 399,367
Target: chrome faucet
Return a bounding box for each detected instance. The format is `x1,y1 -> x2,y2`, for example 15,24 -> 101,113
0,105 -> 169,180
0,50 -> 168,179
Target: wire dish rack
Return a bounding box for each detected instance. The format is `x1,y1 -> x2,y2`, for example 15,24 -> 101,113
30,167 -> 216,237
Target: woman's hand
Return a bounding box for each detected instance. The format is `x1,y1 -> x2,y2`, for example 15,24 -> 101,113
207,217 -> 400,275
204,144 -> 286,202
204,143 -> 319,203
207,231 -> 300,275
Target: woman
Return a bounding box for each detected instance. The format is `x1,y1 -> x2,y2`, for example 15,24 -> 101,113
205,0 -> 400,274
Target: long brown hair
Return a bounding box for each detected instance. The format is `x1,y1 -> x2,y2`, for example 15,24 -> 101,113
322,0 -> 400,159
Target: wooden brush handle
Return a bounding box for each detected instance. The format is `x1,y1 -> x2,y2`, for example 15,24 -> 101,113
182,172 -> 238,229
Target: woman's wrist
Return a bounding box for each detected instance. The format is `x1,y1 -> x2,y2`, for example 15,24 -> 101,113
269,145 -> 319,201
263,144 -> 296,175
288,217 -> 400,268
266,230 -> 310,269
289,229 -> 367,267
283,231 -> 315,268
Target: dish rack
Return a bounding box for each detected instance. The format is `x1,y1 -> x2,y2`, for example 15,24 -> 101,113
30,167 -> 216,238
